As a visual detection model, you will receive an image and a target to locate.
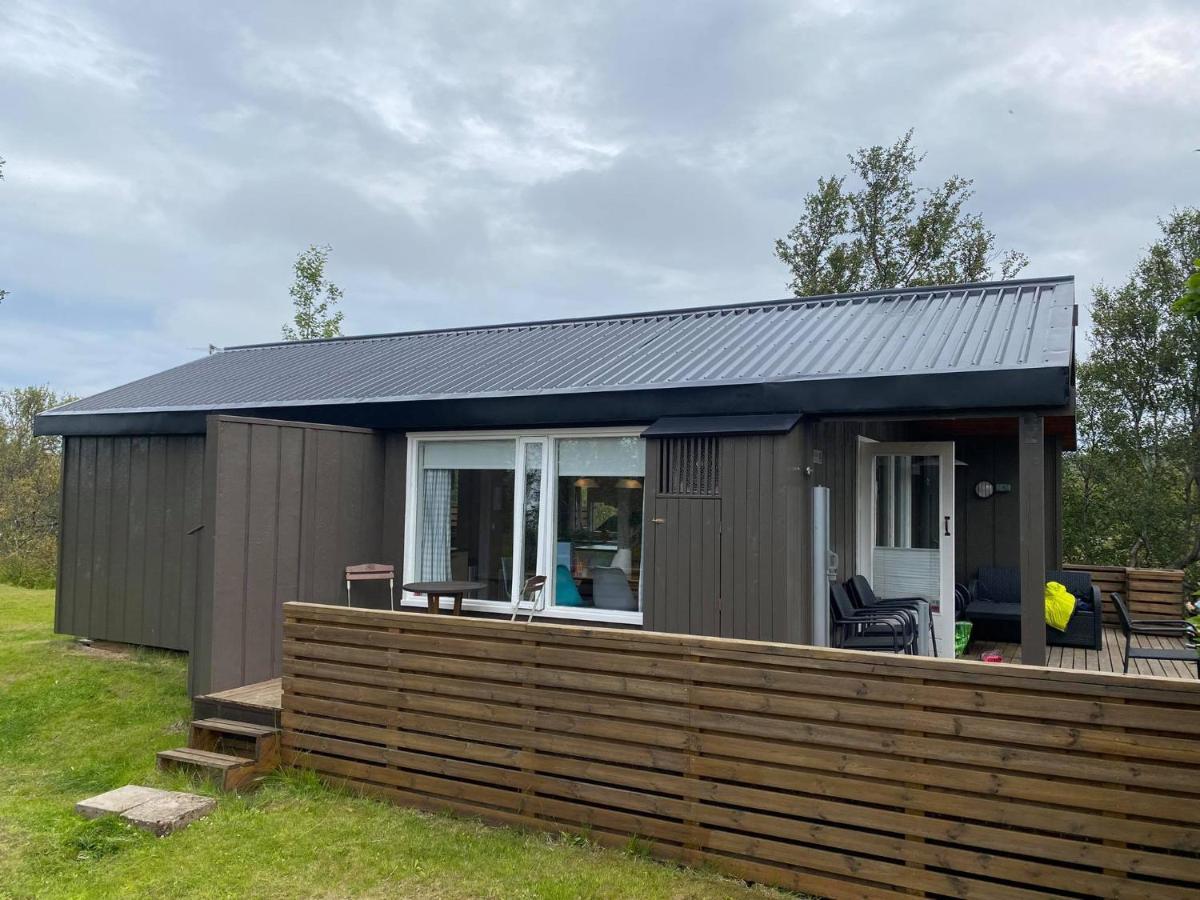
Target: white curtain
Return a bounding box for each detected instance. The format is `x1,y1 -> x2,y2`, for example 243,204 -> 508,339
420,469 -> 452,580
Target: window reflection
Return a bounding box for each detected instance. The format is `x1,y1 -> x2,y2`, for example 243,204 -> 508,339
554,437 -> 643,611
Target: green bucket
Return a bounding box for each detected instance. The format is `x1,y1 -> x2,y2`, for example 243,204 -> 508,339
954,621 -> 973,659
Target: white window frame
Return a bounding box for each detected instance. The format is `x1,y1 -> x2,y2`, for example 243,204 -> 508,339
402,426 -> 645,624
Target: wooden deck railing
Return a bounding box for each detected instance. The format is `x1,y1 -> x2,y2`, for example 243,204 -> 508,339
281,602 -> 1200,899
1064,564 -> 1187,622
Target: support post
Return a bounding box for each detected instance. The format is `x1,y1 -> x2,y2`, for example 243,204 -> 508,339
1019,413 -> 1046,667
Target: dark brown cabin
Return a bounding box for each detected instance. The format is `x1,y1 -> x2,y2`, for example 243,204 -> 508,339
36,276 -> 1076,694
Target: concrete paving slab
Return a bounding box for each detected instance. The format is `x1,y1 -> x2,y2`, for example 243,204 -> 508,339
75,785 -> 171,819
121,790 -> 216,836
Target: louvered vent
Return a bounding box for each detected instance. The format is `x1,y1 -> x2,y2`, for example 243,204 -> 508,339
657,437 -> 720,497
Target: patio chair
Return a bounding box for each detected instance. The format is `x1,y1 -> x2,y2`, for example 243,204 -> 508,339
846,574 -> 938,657
344,563 -> 395,610
1112,592 -> 1199,677
510,574 -> 548,622
830,582 -> 918,654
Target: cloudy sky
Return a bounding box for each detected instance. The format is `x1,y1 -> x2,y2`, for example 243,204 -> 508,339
1,1 -> 1197,398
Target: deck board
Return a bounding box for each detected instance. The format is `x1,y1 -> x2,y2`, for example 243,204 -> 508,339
968,626 -> 1197,680
199,677 -> 283,710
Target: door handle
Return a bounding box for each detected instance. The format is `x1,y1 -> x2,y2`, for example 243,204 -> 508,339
943,516 -> 951,537
651,517 -> 665,525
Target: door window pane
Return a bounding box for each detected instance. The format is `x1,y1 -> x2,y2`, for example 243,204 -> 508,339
554,437 -> 644,611
871,452 -> 941,606
417,440 -> 515,601
874,454 -> 939,550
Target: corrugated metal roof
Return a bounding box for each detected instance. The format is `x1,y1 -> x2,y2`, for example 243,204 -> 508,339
45,276 -> 1075,418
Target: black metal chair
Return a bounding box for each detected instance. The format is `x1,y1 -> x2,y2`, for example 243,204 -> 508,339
1112,592 -> 1199,677
830,582 -> 918,654
846,574 -> 938,657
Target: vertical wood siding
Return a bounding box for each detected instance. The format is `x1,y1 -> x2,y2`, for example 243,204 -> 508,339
191,416 -> 401,695
643,428 -> 807,643
55,434 -> 206,651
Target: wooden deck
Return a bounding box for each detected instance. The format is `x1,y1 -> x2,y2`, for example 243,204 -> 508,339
193,678 -> 283,726
968,626 -> 1198,680
203,678 -> 283,709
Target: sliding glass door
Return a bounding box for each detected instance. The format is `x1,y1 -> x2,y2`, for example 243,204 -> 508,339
406,431 -> 645,619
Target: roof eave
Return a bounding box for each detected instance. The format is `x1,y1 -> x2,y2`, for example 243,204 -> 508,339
34,366 -> 1072,437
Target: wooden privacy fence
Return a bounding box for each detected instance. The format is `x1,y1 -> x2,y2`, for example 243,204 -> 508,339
280,602 -> 1200,899
1064,564 -> 1187,623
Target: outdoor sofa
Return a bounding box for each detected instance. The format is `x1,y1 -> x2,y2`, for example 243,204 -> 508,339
964,566 -> 1104,650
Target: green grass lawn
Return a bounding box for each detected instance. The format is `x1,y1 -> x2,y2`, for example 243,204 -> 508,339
0,585 -> 789,899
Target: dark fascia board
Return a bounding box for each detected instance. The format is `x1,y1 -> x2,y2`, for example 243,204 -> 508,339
35,366 -> 1071,437
642,414 -> 802,438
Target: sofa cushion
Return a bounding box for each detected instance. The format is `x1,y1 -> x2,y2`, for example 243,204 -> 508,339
1050,569 -> 1094,601
974,567 -> 1020,604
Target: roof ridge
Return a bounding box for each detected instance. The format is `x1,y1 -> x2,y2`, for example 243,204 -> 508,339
223,275 -> 1074,353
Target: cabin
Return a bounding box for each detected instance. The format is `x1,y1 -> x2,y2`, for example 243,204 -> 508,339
35,276 -> 1076,695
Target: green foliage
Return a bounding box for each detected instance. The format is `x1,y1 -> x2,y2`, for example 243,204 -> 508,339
1063,208 -> 1200,581
1173,258 -> 1200,319
0,586 -> 781,898
0,386 -> 74,587
775,130 -> 1027,296
281,243 -> 344,341
67,816 -> 151,861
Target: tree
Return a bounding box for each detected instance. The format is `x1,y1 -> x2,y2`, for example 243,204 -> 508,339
281,244 -> 344,341
0,386 -> 74,587
1063,208 -> 1200,572
775,130 -> 1028,297
1173,258 -> 1200,319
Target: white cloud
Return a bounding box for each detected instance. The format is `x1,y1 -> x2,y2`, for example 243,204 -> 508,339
1,0 -> 1197,398
0,0 -> 151,91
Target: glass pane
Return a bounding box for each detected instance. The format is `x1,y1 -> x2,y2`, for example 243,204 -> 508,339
417,440 -> 515,601
520,442 -> 543,592
908,455 -> 939,550
557,436 -> 643,476
874,456 -> 890,547
555,438 -> 644,611
893,456 -> 907,547
421,439 -> 514,470
871,452 -> 940,606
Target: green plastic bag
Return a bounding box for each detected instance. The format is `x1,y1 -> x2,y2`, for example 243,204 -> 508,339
954,621 -> 972,658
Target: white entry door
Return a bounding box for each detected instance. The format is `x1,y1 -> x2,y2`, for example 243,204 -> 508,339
856,440 -> 955,658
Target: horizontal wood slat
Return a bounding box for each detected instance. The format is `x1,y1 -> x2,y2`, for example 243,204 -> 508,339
1064,564 -> 1187,623
281,602 -> 1200,899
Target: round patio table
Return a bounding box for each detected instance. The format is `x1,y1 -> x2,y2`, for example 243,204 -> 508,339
402,580 -> 486,616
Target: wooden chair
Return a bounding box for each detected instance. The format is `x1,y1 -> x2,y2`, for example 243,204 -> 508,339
1112,592 -> 1198,677
510,575 -> 548,622
345,563 -> 396,611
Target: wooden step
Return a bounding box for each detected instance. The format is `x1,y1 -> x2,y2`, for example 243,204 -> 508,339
191,718 -> 278,739
157,747 -> 260,792
188,718 -> 280,769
